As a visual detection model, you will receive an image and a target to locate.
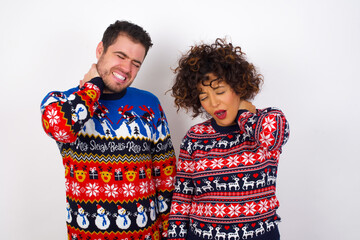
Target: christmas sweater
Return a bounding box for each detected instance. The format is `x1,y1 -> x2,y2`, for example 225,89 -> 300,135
40,77 -> 176,240
167,108 -> 289,240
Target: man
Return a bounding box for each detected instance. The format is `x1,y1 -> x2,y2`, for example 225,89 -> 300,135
41,20 -> 176,240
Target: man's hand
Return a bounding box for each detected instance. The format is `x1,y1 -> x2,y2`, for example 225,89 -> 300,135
80,64 -> 100,88
239,100 -> 256,114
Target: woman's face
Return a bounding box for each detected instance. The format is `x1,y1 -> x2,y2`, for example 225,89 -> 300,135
198,73 -> 241,127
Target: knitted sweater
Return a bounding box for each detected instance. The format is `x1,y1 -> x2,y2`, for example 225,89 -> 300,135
41,77 -> 176,240
167,108 -> 289,240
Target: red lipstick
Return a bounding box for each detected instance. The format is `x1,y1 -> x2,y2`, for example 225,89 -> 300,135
214,110 -> 227,119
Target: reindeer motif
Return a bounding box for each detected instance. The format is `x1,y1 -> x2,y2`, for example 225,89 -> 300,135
202,225 -> 214,239
256,172 -> 266,188
205,140 -> 217,151
266,169 -> 276,185
194,225 -> 203,237
117,105 -> 136,124
241,225 -> 254,239
182,181 -> 194,194
168,222 -> 177,237
228,176 -> 241,190
265,219 -> 275,232
215,227 -> 227,240
255,222 -> 265,236
187,142 -> 193,154
216,139 -> 229,148
214,177 -> 227,190
229,135 -> 241,147
202,179 -> 214,192
179,223 -> 187,237
174,180 -> 181,192
242,174 -> 255,190
139,105 -> 156,127
196,186 -> 203,195
228,226 -> 240,240
193,141 -> 205,150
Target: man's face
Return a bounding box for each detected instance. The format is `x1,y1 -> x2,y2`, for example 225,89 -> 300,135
96,34 -> 146,94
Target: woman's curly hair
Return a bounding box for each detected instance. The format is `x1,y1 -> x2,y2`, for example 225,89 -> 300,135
171,38 -> 263,118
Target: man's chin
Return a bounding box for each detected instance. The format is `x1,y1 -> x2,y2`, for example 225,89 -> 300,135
102,82 -> 128,94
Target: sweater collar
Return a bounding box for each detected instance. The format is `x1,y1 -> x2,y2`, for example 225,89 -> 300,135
210,118 -> 240,134
100,88 -> 127,100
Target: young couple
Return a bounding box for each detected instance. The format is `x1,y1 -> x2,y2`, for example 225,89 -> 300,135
40,20 -> 289,240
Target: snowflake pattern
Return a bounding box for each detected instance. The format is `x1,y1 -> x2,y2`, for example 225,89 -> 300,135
104,184 -> 119,198
210,158 -> 225,169
263,116 -> 276,131
166,176 -> 175,188
214,204 -> 227,217
170,202 -> 179,214
260,131 -> 275,147
71,181 -> 81,196
228,204 -> 241,217
183,160 -> 195,172
54,130 -> 70,142
257,199 -> 269,214
204,203 -> 213,217
139,181 -> 149,194
206,126 -> 216,134
47,109 -> 60,126
193,125 -> 205,134
243,202 -> 257,216
196,159 -> 208,171
86,183 -> 100,197
65,179 -> 69,192
122,183 -> 135,197
241,152 -> 256,165
180,203 -> 191,215
226,155 -> 241,167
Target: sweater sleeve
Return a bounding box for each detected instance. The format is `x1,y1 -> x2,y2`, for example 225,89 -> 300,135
237,107 -> 290,151
40,77 -> 104,143
167,134 -> 194,240
150,103 -> 177,239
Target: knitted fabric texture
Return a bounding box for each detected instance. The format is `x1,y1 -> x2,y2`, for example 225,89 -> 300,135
167,108 -> 289,240
41,78 -> 176,240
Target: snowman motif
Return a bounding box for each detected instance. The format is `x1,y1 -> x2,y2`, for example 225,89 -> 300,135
157,194 -> 168,213
149,199 -> 156,221
76,204 -> 89,229
95,204 -> 110,230
115,205 -> 131,229
66,201 -> 72,223
135,203 -> 148,228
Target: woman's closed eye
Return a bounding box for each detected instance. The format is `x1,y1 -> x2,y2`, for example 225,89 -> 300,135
199,95 -> 208,101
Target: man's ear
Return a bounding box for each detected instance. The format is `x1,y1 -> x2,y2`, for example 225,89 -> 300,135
96,42 -> 104,60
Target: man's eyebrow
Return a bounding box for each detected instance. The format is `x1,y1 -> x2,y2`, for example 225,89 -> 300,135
114,51 -> 143,65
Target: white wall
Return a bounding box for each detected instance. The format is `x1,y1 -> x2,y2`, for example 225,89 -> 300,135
1,0 -> 359,239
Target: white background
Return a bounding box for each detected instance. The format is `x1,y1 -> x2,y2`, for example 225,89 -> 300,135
1,0 -> 359,239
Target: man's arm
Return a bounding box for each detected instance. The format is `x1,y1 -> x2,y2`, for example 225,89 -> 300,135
40,64 -> 104,143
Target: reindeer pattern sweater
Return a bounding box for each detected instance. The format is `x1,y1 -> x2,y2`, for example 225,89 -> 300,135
41,77 -> 176,240
167,108 -> 289,240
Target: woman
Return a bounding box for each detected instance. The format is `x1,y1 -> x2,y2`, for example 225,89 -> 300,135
167,38 -> 289,240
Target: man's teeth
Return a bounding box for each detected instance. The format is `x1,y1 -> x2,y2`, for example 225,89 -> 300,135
113,72 -> 125,80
